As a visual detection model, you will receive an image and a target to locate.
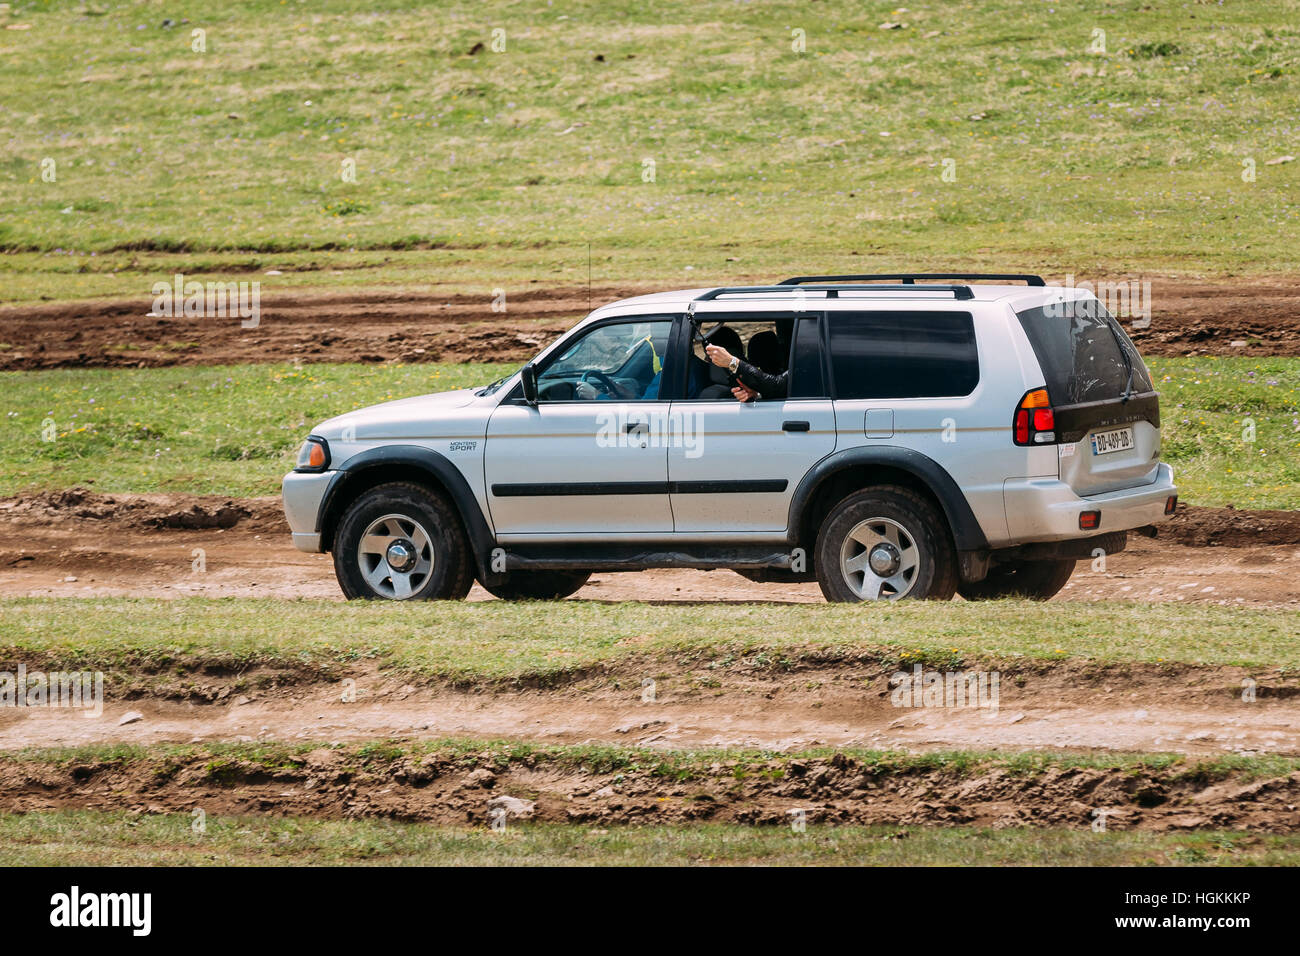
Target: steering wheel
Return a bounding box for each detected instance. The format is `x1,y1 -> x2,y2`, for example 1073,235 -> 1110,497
581,370 -> 621,396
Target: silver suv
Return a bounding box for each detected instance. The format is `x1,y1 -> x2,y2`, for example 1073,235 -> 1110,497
282,274 -> 1178,602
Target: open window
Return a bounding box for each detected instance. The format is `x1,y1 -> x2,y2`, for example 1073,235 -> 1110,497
685,316 -> 795,400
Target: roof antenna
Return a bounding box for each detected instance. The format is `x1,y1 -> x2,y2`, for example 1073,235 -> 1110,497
587,241 -> 592,313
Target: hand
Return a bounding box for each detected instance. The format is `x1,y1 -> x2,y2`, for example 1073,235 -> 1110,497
731,383 -> 758,402
705,344 -> 734,368
574,381 -> 599,400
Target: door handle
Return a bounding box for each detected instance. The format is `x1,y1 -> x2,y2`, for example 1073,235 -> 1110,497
625,422 -> 648,433
782,420 -> 811,432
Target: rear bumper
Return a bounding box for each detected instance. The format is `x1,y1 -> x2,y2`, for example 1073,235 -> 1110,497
1001,463 -> 1176,545
282,470 -> 336,553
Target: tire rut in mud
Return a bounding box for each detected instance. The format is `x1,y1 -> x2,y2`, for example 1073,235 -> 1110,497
3,277 -> 1300,370
4,742 -> 1298,832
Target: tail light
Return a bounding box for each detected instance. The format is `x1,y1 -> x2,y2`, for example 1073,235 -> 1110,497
1013,388 -> 1056,446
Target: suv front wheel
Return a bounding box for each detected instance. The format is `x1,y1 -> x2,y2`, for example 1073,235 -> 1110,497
333,482 -> 474,601
815,486 -> 957,602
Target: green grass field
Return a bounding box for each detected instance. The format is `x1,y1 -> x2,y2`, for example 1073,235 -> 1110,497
3,0 -> 1297,869
4,812 -> 1299,866
1,597 -> 1295,687
2,0 -> 1298,304
1,356 -> 1296,506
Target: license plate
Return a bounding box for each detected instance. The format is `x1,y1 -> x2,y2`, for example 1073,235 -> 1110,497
1090,426 -> 1134,456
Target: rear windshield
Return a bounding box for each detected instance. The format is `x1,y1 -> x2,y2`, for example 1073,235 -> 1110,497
1016,301 -> 1153,405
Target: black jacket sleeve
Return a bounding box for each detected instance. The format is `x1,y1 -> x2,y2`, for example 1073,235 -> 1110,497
734,359 -> 789,399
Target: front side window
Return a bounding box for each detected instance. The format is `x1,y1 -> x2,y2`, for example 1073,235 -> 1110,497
829,311 -> 979,399
684,317 -> 794,400
535,317 -> 673,401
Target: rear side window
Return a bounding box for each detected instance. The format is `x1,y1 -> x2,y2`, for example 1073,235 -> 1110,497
1016,302 -> 1153,405
788,317 -> 826,398
828,311 -> 979,399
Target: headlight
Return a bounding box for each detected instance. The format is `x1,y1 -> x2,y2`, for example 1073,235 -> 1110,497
295,437 -> 329,471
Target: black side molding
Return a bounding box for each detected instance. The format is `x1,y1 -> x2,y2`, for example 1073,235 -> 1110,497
491,479 -> 789,497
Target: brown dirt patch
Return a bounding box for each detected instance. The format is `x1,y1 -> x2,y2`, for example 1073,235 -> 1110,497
0,491 -> 1296,606
1,739 -> 1297,832
0,488 -> 287,533
3,655 -> 1298,759
1164,503 -> 1300,548
1,276 -> 1298,370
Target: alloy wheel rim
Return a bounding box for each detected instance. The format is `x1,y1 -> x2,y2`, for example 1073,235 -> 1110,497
356,513 -> 435,600
839,516 -> 921,600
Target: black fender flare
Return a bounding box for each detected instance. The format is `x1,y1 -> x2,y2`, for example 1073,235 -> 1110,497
316,445 -> 496,577
786,445 -> 989,551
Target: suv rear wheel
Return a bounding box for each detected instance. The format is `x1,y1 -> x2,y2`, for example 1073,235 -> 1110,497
815,486 -> 957,602
333,482 -> 474,601
957,558 -> 1075,601
479,570 -> 592,601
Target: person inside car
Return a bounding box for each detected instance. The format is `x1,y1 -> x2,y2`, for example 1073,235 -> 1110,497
687,326 -> 746,400
704,341 -> 788,401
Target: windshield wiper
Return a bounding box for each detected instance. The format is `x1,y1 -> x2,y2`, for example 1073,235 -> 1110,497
477,375 -> 508,396
1104,317 -> 1136,404
476,361 -> 529,396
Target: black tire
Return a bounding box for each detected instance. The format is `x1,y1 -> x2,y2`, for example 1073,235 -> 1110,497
332,482 -> 474,601
815,485 -> 957,603
479,570 -> 592,601
957,558 -> 1076,601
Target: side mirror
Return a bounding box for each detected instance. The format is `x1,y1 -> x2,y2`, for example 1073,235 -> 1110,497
520,363 -> 538,405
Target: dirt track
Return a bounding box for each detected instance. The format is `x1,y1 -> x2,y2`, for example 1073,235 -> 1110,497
4,490 -> 1299,828
2,490 -> 1297,606
4,653 -> 1299,758
2,276 -> 1299,370
3,736 -> 1299,831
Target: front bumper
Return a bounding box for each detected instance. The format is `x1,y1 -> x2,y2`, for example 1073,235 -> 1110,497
1001,463 -> 1177,545
282,469 -> 336,553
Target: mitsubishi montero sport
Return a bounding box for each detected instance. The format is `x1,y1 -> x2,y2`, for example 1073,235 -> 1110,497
283,273 -> 1178,602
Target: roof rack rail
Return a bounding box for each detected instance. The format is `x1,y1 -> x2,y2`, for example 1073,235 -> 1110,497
695,284 -> 974,302
779,273 -> 1045,287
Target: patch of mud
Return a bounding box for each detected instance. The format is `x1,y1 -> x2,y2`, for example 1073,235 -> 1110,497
2,276 -> 1299,370
2,741 -> 1297,832
0,286 -> 602,371
1164,503 -> 1300,548
2,657 -> 1298,759
0,489 -> 287,534
0,491 -> 1297,605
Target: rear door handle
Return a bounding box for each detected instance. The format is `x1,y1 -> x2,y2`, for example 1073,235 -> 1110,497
782,420 -> 810,432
